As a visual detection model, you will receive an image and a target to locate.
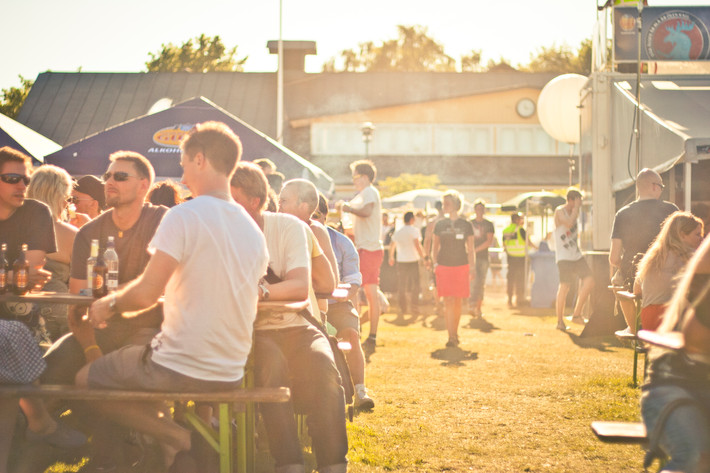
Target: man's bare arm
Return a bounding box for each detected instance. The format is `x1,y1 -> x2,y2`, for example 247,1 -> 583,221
312,253 -> 336,294
311,223 -> 339,283
345,202 -> 374,218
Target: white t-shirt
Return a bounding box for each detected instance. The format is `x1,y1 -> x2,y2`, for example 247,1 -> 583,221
392,225 -> 421,263
349,185 -> 382,251
256,212 -> 318,330
148,196 -> 268,382
553,206 -> 583,263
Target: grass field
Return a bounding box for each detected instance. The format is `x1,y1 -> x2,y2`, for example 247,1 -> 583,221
342,286 -> 645,473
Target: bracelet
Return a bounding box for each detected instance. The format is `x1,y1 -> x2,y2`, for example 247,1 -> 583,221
83,344 -> 100,354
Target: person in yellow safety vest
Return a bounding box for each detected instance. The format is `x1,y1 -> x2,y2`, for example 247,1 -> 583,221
502,212 -> 536,308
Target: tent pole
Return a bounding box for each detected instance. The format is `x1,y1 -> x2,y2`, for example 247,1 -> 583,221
684,162 -> 692,211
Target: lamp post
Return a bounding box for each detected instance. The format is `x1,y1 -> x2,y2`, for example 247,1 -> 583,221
361,122 -> 375,159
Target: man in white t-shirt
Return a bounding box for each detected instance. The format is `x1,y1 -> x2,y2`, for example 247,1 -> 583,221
553,188 -> 593,331
337,160 -> 383,351
389,211 -> 424,317
231,162 -> 348,473
79,122 -> 268,468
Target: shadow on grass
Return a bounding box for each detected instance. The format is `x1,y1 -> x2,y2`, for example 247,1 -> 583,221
464,316 -> 499,333
431,347 -> 478,366
386,313 -> 422,326
563,332 -> 628,352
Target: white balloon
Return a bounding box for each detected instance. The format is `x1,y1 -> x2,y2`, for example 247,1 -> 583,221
537,74 -> 588,144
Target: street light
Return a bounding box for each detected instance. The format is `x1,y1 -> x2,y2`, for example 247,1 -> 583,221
361,122 -> 375,159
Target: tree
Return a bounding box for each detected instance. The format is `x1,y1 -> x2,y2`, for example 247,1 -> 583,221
0,76 -> 33,119
520,39 -> 592,75
377,173 -> 441,199
324,25 -> 456,73
145,34 -> 247,72
461,50 -> 483,72
485,58 -> 518,73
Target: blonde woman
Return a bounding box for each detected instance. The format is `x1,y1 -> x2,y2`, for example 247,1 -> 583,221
27,165 -> 77,339
432,190 -> 475,347
640,235 -> 710,472
633,211 -> 704,332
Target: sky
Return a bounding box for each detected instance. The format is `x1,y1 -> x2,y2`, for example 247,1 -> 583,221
1,0 -> 708,89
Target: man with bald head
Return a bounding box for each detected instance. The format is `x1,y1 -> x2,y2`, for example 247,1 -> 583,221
609,168 -> 678,332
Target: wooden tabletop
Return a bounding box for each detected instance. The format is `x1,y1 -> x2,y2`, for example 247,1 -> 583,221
0,292 -> 310,313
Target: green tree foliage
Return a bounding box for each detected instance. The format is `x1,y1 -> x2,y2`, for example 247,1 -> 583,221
145,34 -> 247,72
0,76 -> 33,119
461,50 -> 483,72
324,25 -> 456,73
520,39 -> 592,75
485,58 -> 518,73
377,173 -> 441,199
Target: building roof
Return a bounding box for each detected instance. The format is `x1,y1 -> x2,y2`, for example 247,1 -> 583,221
17,71 -> 557,147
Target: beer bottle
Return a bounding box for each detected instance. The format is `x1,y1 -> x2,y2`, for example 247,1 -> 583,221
13,244 -> 30,295
87,239 -> 98,291
92,250 -> 107,298
104,236 -> 119,293
0,243 -> 9,294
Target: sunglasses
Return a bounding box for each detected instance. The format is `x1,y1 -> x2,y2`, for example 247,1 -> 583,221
0,173 -> 30,185
102,171 -> 140,183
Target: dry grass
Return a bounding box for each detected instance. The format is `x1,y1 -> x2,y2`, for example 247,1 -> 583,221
345,287 -> 643,473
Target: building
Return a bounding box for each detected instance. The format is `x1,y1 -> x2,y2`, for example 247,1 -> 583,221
17,41 -> 573,203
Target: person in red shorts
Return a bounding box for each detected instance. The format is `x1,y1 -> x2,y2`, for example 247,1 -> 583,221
432,190 -> 475,348
337,160 -> 383,351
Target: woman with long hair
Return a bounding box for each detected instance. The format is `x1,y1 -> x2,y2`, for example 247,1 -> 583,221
641,234 -> 710,472
634,211 -> 704,331
27,165 -> 77,339
431,190 -> 475,347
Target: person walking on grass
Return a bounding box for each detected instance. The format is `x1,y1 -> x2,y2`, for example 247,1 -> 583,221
389,211 -> 424,317
469,199 -> 495,318
337,160 -> 383,352
553,188 -> 594,331
432,190 -> 475,348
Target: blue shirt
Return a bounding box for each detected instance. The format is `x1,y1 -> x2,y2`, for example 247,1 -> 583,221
327,226 -> 362,286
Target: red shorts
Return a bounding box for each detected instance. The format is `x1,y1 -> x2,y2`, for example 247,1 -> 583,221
435,265 -> 470,298
359,249 -> 384,286
640,304 -> 667,331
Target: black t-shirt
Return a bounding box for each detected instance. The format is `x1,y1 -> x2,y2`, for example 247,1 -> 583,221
471,218 -> 495,258
434,217 -> 473,267
611,199 -> 678,276
71,203 -> 167,329
0,199 -> 56,263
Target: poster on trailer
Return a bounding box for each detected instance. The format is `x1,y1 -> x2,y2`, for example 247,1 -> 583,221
614,6 -> 710,62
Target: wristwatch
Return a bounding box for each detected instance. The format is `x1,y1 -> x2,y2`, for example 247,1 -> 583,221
258,283 -> 270,300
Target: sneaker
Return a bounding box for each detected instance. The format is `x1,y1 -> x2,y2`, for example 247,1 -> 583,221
445,337 -> 459,348
565,314 -> 588,325
614,326 -> 635,338
556,321 -> 569,332
354,385 -> 375,410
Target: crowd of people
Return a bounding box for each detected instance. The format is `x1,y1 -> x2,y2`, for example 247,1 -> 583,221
0,125 -> 708,472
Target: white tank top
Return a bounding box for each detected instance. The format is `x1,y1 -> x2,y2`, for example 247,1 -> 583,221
554,207 -> 583,262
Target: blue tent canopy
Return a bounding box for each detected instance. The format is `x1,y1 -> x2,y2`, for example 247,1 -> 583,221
45,97 -> 334,194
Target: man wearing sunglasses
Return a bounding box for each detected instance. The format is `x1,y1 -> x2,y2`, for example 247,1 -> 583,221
609,168 -> 678,334
0,146 -> 54,292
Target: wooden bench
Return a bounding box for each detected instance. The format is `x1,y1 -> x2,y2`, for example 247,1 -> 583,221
610,288 -> 646,387
591,421 -> 647,444
0,384 -> 289,473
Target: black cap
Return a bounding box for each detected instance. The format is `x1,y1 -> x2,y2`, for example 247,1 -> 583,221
73,175 -> 105,209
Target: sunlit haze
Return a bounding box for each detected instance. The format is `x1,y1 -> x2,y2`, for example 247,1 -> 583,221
2,0 -> 708,88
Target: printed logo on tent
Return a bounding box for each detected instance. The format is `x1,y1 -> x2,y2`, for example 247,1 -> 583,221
149,124 -> 194,154
646,11 -> 710,60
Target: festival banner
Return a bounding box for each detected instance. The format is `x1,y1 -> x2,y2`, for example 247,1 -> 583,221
614,6 -> 710,62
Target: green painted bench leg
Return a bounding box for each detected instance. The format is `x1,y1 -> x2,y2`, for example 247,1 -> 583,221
235,408 -> 247,473
219,403 -> 233,473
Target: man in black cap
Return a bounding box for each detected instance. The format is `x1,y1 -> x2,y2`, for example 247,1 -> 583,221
71,175 -> 105,226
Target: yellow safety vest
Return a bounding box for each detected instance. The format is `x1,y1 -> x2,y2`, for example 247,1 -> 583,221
502,223 -> 526,257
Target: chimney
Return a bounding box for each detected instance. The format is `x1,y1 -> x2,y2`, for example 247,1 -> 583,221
267,40 -> 317,74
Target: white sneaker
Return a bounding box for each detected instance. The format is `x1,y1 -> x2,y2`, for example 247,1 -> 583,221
354,384 -> 375,410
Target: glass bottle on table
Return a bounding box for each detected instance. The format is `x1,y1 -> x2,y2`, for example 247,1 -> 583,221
86,239 -> 98,291
0,243 -> 9,294
13,243 -> 30,295
92,250 -> 107,299
104,236 -> 119,293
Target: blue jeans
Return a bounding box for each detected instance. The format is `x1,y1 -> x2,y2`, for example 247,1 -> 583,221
254,325 -> 348,470
469,257 -> 490,306
641,384 -> 710,472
